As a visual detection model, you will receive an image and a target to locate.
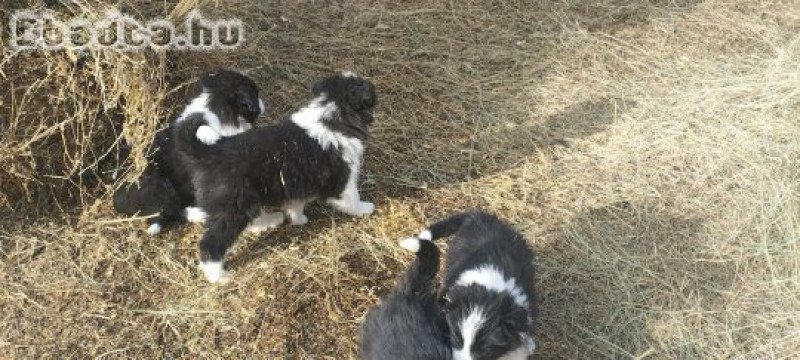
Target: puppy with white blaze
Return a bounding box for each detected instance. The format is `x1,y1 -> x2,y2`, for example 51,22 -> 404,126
359,236 -> 452,360
113,69 -> 269,235
401,210 -> 537,360
174,71 -> 377,283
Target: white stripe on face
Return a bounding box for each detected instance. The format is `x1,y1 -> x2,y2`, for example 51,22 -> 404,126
452,308 -> 485,360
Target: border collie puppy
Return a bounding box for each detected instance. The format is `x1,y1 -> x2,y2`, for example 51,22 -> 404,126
359,236 -> 452,360
174,71 -> 377,283
401,210 -> 537,360
112,69 -> 270,235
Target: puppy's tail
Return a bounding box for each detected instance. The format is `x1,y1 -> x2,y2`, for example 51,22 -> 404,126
173,115 -> 212,160
402,210 -> 483,244
397,237 -> 440,295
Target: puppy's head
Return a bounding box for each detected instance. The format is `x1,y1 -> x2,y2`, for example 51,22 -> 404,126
312,71 -> 377,139
445,287 -> 534,360
198,69 -> 266,124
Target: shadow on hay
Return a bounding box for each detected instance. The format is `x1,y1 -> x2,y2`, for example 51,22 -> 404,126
532,201 -> 728,358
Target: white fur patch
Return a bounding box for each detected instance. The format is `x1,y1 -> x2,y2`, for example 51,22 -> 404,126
452,308 -> 486,360
497,343 -> 533,360
176,93 -> 217,125
245,211 -> 285,233
399,237 -> 421,253
418,229 -> 432,241
199,261 -> 229,283
196,125 -> 222,145
146,223 -> 162,235
455,265 -> 529,308
217,123 -> 249,137
291,96 -> 365,165
258,98 -> 266,114
341,70 -> 358,78
185,207 -> 208,223
177,92 -> 250,143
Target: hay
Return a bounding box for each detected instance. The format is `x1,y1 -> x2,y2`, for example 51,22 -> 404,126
1,0 -> 799,358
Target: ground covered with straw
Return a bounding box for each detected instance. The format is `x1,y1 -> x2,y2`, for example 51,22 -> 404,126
1,0 -> 798,358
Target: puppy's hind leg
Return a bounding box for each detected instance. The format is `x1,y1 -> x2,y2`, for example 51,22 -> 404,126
198,212 -> 249,283
245,209 -> 285,233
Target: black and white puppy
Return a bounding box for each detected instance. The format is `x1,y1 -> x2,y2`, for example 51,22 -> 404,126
174,71 -> 377,283
359,236 -> 452,360
401,210 -> 537,360
112,69 -> 271,235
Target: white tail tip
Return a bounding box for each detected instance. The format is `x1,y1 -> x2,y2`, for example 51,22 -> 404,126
146,223 -> 162,235
399,237 -> 421,253
418,229 -> 432,241
185,207 -> 208,223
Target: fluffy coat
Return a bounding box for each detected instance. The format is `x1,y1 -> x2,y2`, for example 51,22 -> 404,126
402,210 -> 537,360
174,71 -> 377,283
359,237 -> 452,360
112,69 -> 265,235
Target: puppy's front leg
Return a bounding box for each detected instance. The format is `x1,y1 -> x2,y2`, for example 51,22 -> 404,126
283,199 -> 309,225
327,175 -> 374,217
198,213 -> 249,283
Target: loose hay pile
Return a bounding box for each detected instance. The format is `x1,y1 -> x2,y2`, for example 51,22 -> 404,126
1,0 -> 798,358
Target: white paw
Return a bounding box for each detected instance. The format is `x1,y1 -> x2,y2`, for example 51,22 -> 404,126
288,213 -> 308,226
354,201 -> 375,216
522,334 -> 536,354
246,212 -> 285,233
185,207 -> 208,223
199,261 -> 230,284
196,125 -> 221,145
147,223 -> 162,235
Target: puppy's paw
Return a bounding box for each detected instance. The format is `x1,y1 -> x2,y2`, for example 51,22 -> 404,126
354,201 -> 374,216
288,213 -> 308,226
199,261 -> 230,284
522,333 -> 536,354
146,223 -> 162,236
185,207 -> 208,223
196,125 -> 221,145
246,212 -> 285,233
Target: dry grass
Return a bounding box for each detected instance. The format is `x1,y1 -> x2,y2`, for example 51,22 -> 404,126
2,0 -> 799,358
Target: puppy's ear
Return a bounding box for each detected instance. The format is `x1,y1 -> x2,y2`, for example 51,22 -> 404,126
198,68 -> 224,90
349,82 -> 376,110
500,299 -> 529,334
311,78 -> 325,96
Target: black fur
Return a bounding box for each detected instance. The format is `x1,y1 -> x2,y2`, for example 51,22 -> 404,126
359,240 -> 452,360
417,210 -> 537,360
112,69 -> 263,232
173,72 -> 377,278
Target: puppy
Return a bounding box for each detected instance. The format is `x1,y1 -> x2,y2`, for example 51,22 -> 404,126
401,210 -> 537,360
174,71 -> 377,283
112,69 -> 273,235
359,236 -> 452,360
